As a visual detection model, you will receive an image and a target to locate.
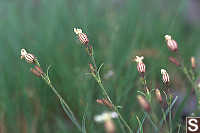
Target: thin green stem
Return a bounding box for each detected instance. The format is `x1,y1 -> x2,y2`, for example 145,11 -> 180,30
87,46 -> 132,132
97,79 -> 132,133
169,96 -> 172,133
146,113 -> 158,133
41,74 -> 82,131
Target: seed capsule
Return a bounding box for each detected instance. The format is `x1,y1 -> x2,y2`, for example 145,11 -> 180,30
161,69 -> 170,84
137,95 -> 151,112
165,35 -> 178,52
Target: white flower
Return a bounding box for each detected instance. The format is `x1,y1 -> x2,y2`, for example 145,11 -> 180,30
135,56 -> 144,63
73,28 -> 82,34
164,35 -> 172,41
21,49 -> 27,59
161,69 -> 167,74
94,112 -> 118,123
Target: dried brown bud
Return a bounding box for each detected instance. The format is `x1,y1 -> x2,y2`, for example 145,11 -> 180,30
137,95 -> 151,112
89,64 -> 95,74
168,56 -> 180,67
155,89 -> 162,103
104,120 -> 115,133
30,68 -> 41,77
96,99 -> 113,109
191,56 -> 196,69
34,65 -> 44,75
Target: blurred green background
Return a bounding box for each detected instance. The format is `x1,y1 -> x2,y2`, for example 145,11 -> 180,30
1,0 -> 200,132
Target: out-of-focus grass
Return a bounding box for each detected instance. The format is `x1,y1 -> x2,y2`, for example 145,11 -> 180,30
0,0 -> 200,132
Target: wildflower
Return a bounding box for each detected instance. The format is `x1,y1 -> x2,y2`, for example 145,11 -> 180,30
96,99 -> 113,109
155,89 -> 162,103
74,28 -> 89,45
191,56 -> 196,69
21,49 -> 35,64
161,69 -> 170,84
94,112 -> 118,133
94,112 -> 118,122
168,56 -> 180,67
164,35 -> 178,52
137,95 -> 151,112
134,56 -> 145,74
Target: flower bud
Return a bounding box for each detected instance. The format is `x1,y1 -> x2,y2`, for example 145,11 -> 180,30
137,95 -> 151,112
155,89 -> 162,103
34,65 -> 44,75
168,56 -> 180,67
164,35 -> 178,52
191,56 -> 196,69
96,99 -> 113,109
104,120 -> 115,133
89,64 -> 95,74
30,68 -> 41,77
161,69 -> 170,84
74,28 -> 89,45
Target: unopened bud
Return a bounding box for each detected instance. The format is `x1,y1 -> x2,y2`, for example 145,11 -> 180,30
137,95 -> 151,112
89,64 -> 95,74
96,99 -> 113,109
104,120 -> 115,133
30,68 -> 41,77
191,57 -> 196,69
74,28 -> 89,45
34,65 -> 44,75
164,35 -> 178,52
168,56 -> 180,67
155,89 -> 162,103
161,69 -> 170,84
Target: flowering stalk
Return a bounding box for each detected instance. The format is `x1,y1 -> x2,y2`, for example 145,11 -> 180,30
74,28 -> 132,133
21,49 -> 82,132
90,62 -> 132,133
